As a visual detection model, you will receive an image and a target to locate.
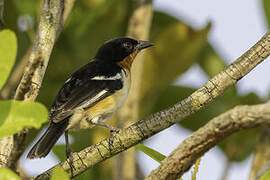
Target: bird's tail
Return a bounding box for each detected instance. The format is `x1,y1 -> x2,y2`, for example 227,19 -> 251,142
27,119 -> 69,159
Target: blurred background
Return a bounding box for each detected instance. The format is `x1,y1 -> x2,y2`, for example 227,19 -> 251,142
2,0 -> 270,179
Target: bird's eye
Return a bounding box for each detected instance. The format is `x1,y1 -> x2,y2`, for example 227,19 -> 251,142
123,42 -> 133,51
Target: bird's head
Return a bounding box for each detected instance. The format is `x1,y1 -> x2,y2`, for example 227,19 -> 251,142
95,37 -> 153,70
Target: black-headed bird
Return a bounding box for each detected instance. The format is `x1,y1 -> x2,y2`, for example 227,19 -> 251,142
27,37 -> 153,167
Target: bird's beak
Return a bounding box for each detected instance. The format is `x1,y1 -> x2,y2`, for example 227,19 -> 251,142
136,41 -> 154,51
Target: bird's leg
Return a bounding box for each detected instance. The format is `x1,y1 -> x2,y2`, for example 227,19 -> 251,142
96,121 -> 120,147
96,121 -> 120,132
65,131 -> 75,177
91,117 -> 120,148
91,116 -> 120,132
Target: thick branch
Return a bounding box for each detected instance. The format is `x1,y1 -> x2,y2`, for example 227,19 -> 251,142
146,104 -> 270,180
35,31 -> 270,179
0,0 -> 74,170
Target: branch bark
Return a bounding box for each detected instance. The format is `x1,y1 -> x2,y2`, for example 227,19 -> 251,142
146,104 -> 270,180
114,0 -> 153,179
0,0 -> 75,171
34,31 -> 270,179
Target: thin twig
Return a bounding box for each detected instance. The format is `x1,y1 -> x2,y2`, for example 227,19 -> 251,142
35,31 -> 270,180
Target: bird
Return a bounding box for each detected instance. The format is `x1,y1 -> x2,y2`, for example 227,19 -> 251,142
27,37 -> 153,164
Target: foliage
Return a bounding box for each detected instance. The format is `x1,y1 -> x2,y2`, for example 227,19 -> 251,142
0,30 -> 17,90
0,25 -> 48,180
0,26 -> 49,178
260,170 -> 270,180
0,28 -> 48,139
191,158 -> 201,180
136,143 -> 166,163
263,0 -> 270,29
0,100 -> 48,138
0,168 -> 20,180
51,166 -> 69,180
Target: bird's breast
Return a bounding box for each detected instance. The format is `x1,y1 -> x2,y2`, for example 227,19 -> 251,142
89,69 -> 130,118
67,69 -> 130,130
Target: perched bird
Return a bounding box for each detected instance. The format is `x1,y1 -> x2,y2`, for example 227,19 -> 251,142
27,37 -> 153,162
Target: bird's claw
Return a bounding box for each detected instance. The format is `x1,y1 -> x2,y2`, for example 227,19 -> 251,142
108,128 -> 120,152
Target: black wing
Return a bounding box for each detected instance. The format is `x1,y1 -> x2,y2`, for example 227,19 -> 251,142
49,59 -> 123,123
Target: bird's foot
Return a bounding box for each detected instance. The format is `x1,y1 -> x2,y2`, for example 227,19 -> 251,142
108,127 -> 121,152
65,131 -> 76,177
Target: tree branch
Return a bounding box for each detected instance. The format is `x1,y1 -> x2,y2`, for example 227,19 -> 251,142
0,0 -> 74,171
35,31 -> 270,179
146,103 -> 270,180
14,0 -> 64,101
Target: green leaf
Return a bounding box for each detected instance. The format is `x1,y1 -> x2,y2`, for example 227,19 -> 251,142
0,100 -> 48,138
136,143 -> 166,163
51,166 -> 69,180
191,158 -> 201,180
263,0 -> 270,28
260,170 -> 270,180
0,30 -> 17,90
0,168 -> 20,180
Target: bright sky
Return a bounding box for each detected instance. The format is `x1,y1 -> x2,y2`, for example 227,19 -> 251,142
22,0 -> 270,179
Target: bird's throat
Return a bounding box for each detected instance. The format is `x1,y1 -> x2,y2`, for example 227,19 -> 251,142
117,50 -> 139,71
